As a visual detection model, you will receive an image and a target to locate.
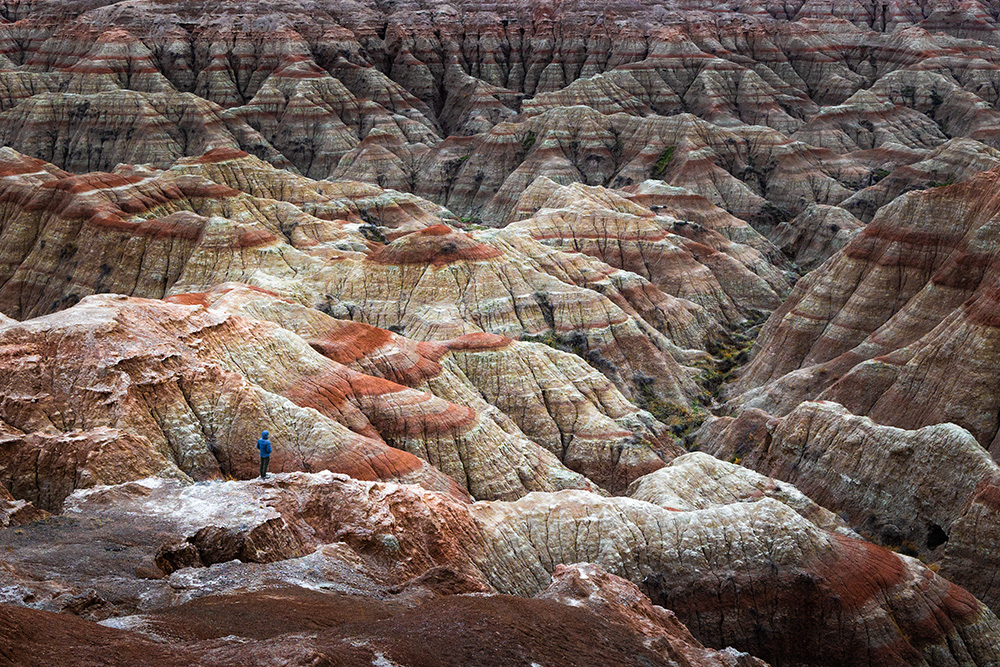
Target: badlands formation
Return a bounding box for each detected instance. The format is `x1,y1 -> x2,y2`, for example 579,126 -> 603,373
5,0 -> 1000,665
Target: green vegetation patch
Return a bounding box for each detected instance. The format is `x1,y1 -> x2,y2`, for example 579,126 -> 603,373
359,223 -> 387,244
520,330 -> 588,358
522,130 -> 537,151
652,146 -> 675,178
631,374 -> 707,443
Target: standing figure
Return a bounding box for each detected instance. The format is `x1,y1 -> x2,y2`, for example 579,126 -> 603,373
257,430 -> 272,479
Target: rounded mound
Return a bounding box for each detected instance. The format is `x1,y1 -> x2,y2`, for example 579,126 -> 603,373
368,225 -> 501,266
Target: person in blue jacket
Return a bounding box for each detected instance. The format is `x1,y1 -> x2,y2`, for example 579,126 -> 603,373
257,430 -> 272,479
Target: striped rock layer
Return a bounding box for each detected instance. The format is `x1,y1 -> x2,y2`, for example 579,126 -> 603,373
733,168 -> 1000,455
4,2 -> 1000,666
1,471 -> 996,667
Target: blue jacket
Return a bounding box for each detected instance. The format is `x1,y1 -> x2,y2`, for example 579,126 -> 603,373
257,437 -> 271,457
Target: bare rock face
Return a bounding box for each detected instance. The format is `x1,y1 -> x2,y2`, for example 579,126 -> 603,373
7,1 -> 1000,665
0,0 -> 997,232
627,452 -> 850,534
697,401 -> 1000,613
0,147 -> 706,421
0,89 -> 289,173
503,179 -> 791,329
0,295 -> 461,498
0,293 -> 628,502
0,482 -> 47,527
317,222 -> 704,410
0,427 -> 187,512
771,204 -> 863,272
839,138 -> 1000,223
732,168 -> 1000,454
2,472 -> 996,667
194,283 -> 679,493
538,563 -> 767,667
476,491 -> 1000,666
791,88 -> 947,154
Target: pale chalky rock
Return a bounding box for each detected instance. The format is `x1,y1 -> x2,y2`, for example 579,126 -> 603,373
698,401 -> 1000,613
627,452 -> 849,534
4,472 -> 991,667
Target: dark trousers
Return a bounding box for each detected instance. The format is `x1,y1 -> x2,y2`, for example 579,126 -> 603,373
259,456 -> 269,478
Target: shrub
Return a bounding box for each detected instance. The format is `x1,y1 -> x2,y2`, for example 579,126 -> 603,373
522,130 -> 537,151
652,146 -> 675,178
359,223 -> 387,244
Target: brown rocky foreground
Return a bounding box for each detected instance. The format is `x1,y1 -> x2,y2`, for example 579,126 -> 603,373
0,568 -> 765,667
0,469 -> 997,666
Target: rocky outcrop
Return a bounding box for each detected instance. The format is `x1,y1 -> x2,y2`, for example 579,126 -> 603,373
627,452 -> 850,534
0,89 -> 289,173
0,427 -> 187,512
697,401 -> 1000,614
316,222 -> 703,410
771,204 -> 863,272
0,293 -> 625,502
537,564 -> 767,667
0,482 -> 46,527
0,148 -> 704,415
732,168 -> 1000,454
7,2 -> 1000,665
839,138 -> 1000,223
477,490 -> 1000,666
0,578 -> 767,667
174,282 -> 679,493
0,0 -> 999,231
504,179 -> 791,329
2,472 -> 996,666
